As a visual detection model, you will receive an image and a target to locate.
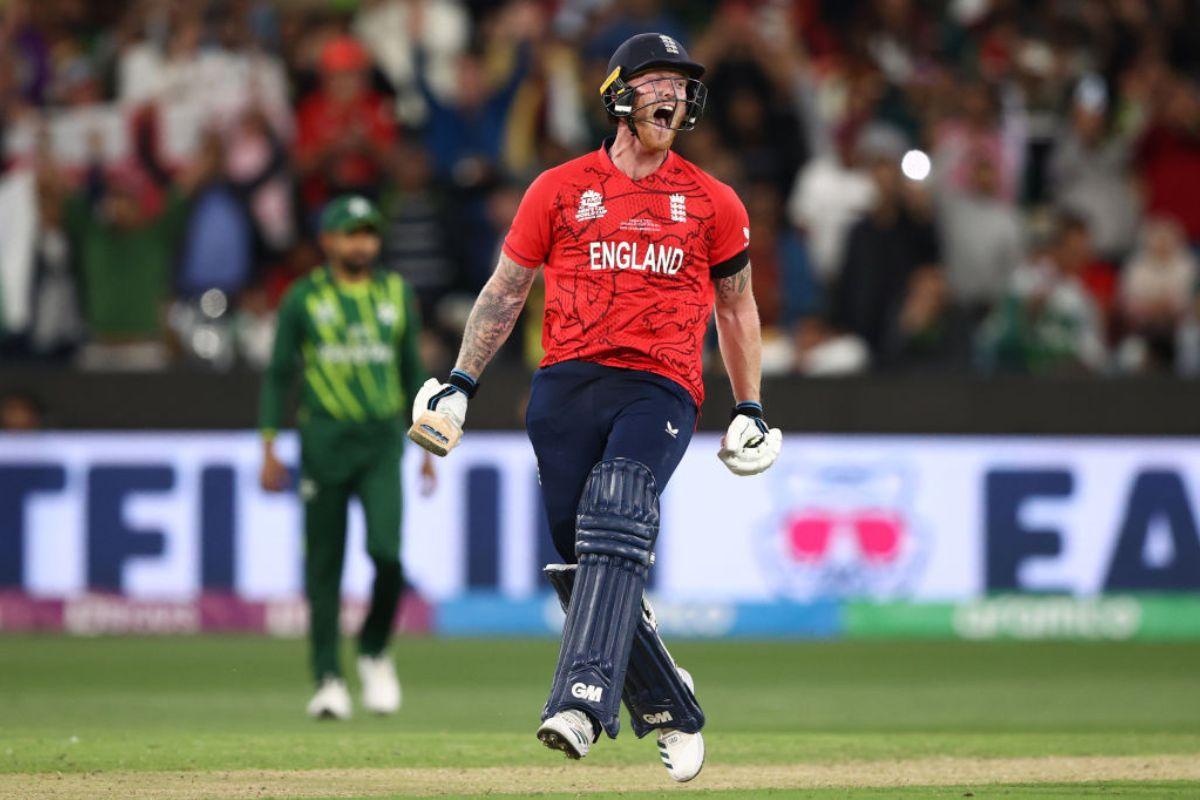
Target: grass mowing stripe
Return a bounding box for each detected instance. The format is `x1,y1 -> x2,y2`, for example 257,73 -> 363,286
4,758 -> 1200,799
342,786 -> 1200,800
2,637 -> 1197,790
315,787 -> 1200,800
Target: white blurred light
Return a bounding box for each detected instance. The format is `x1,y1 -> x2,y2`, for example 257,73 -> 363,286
200,288 -> 228,318
901,149 -> 932,182
192,327 -> 221,359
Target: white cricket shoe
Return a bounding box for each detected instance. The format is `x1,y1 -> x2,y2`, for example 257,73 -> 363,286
655,667 -> 705,782
657,727 -> 705,782
357,654 -> 402,714
536,709 -> 596,760
306,677 -> 352,720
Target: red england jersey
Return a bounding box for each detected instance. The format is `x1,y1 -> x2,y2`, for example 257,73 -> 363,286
503,139 -> 750,407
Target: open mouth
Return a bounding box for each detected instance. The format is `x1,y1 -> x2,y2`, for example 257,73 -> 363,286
652,105 -> 676,127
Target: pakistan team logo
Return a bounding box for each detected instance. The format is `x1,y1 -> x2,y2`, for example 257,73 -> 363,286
312,299 -> 337,325
376,302 -> 398,326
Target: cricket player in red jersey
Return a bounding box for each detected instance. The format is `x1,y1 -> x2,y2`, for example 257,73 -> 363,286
408,33 -> 782,782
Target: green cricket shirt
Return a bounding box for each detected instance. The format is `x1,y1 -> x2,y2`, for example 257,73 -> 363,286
65,189 -> 188,338
259,266 -> 426,438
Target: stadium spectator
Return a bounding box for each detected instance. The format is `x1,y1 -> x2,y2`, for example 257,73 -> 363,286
692,5 -> 807,195
352,0 -> 470,127
932,78 -> 1023,205
497,8 -> 588,176
7,0 -> 1200,383
743,179 -> 820,376
1136,74 -> 1200,246
827,125 -> 946,369
225,108 -> 295,259
409,11 -> 531,184
787,120 -> 877,285
1116,218 -> 1199,373
744,180 -> 820,336
583,0 -> 689,65
27,137 -> 82,358
938,151 -> 1023,318
979,215 -> 1107,375
176,129 -> 257,299
1,0 -> 51,108
786,60 -> 883,283
66,128 -> 212,370
295,34 -> 397,216
378,140 -> 462,325
1050,76 -> 1141,263
410,5 -> 533,290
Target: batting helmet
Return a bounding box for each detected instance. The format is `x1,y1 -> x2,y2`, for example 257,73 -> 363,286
600,33 -> 707,131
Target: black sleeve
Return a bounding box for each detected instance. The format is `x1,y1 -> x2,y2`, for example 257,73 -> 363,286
709,248 -> 750,281
230,129 -> 287,195
912,218 -> 941,267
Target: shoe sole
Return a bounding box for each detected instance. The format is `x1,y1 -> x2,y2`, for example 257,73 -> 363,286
537,727 -> 584,760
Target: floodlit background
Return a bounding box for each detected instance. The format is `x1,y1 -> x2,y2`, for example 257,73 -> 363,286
1,3 -> 1199,797
2,0 -> 1199,638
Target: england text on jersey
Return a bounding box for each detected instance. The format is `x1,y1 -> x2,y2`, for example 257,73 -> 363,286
588,241 -> 686,274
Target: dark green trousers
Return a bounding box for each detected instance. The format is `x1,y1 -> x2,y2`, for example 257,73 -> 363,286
300,417 -> 404,682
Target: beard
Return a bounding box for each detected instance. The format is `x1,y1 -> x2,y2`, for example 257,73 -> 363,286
634,115 -> 678,152
340,254 -> 373,274
632,100 -> 686,152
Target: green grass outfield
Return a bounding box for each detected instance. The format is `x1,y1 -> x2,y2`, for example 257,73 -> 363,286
1,637 -> 1198,799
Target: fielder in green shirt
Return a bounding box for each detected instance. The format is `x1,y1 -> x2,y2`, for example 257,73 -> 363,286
258,194 -> 434,720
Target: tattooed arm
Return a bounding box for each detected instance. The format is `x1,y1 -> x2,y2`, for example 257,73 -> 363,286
713,263 -> 762,404
454,254 -> 539,378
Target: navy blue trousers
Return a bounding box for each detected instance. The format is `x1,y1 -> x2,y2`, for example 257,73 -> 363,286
526,360 -> 698,562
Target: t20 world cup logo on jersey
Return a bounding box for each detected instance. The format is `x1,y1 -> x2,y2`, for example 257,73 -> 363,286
755,463 -> 929,600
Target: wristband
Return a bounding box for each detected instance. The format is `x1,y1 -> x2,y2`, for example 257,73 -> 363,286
731,400 -> 763,421
449,369 -> 479,399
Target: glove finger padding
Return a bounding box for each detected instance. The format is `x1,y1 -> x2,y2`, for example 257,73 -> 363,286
718,424 -> 781,476
720,415 -> 767,452
408,378 -> 468,456
412,378 -> 467,427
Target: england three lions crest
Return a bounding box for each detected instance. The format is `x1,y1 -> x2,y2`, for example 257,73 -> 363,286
755,462 -> 930,600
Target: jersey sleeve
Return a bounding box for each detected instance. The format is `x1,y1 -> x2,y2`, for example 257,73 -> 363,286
397,279 -> 428,408
707,180 -> 751,280
258,285 -> 304,438
501,170 -> 557,268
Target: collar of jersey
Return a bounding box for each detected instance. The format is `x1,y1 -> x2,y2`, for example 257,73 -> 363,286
324,266 -> 373,296
599,136 -> 675,185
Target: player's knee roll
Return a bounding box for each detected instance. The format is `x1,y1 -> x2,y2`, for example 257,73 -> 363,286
575,458 -> 659,565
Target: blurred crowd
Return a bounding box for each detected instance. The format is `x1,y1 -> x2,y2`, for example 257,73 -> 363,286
4,0 -> 1200,378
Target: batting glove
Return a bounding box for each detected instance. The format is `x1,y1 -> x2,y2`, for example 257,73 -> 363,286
718,401 -> 782,476
407,369 -> 475,456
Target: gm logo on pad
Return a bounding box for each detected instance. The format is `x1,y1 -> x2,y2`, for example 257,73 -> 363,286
570,682 -> 603,702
